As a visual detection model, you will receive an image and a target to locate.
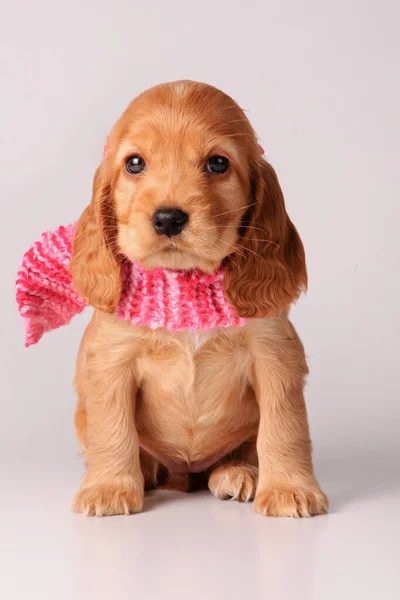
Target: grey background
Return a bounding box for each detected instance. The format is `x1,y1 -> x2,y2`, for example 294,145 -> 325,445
1,1 -> 399,599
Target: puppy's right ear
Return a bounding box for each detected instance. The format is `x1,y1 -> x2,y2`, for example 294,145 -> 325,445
69,164 -> 122,312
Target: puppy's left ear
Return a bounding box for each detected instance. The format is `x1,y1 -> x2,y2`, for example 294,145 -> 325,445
224,159 -> 307,318
69,162 -> 122,312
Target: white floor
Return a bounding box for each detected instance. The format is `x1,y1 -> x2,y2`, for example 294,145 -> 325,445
2,450 -> 399,600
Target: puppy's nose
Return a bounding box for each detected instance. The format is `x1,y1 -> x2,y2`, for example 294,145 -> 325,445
152,208 -> 188,237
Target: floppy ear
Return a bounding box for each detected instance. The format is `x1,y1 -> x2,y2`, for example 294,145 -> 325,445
224,159 -> 307,318
69,164 -> 122,312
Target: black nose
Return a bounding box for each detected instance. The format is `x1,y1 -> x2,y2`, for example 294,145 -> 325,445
152,208 -> 188,237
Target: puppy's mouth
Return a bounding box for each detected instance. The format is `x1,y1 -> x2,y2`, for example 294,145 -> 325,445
143,240 -> 220,273
155,243 -> 202,263
160,237 -> 182,249
155,233 -> 193,254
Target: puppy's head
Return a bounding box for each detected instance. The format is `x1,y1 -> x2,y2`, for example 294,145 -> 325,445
70,81 -> 306,317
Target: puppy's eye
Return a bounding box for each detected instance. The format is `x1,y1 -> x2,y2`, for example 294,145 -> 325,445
125,155 -> 146,174
206,155 -> 229,175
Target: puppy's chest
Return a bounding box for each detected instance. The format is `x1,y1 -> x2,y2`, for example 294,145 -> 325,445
135,326 -> 258,464
139,330 -> 213,391
137,328 -> 248,402
187,330 -> 212,353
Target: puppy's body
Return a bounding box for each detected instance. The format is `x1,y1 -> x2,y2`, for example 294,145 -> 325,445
76,312 -> 261,474
71,80 -> 328,517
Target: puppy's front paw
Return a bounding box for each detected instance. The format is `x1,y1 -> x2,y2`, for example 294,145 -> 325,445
73,484 -> 144,517
209,463 -> 258,502
255,484 -> 328,518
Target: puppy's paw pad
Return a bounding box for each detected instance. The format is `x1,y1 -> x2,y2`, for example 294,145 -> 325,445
254,485 -> 328,518
209,464 -> 258,502
73,485 -> 144,517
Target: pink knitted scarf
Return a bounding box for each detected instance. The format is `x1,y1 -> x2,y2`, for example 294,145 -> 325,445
16,223 -> 245,347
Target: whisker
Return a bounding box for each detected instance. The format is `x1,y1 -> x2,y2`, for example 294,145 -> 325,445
218,238 -> 261,259
213,202 -> 257,219
205,240 -> 243,271
211,238 -> 244,256
203,225 -> 269,234
243,239 -> 279,248
201,224 -> 279,249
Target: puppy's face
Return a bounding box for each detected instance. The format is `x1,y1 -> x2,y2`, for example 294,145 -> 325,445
108,82 -> 256,272
70,80 -> 307,318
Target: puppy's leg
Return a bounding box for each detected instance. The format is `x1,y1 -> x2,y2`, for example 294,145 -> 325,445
252,325 -> 328,517
157,467 -> 192,493
73,345 -> 144,517
74,377 -> 158,491
140,449 -> 161,491
73,329 -> 90,456
74,395 -> 88,455
208,439 -> 258,502
73,409 -> 160,494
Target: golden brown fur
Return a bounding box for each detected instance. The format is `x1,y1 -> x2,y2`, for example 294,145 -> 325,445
70,80 -> 328,517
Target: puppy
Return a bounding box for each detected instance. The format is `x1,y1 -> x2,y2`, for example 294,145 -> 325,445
70,80 -> 328,517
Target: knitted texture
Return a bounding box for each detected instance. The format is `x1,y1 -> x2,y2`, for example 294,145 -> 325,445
16,223 -> 245,347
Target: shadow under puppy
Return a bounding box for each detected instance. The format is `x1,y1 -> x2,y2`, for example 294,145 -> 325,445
70,80 -> 328,517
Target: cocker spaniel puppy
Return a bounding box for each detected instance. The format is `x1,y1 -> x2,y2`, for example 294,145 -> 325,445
70,80 -> 328,517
